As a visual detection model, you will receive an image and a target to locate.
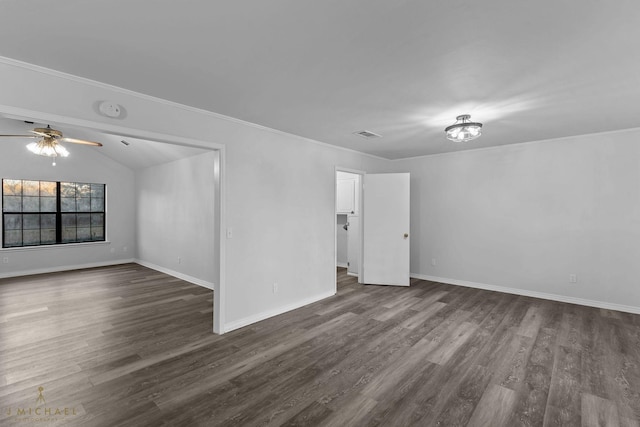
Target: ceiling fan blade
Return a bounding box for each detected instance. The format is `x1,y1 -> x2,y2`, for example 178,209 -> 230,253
0,134 -> 36,138
60,137 -> 103,147
29,129 -> 50,137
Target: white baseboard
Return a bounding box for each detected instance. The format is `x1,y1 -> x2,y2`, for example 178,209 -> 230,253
337,262 -> 348,268
224,290 -> 336,333
0,259 -> 136,279
135,259 -> 215,290
412,273 -> 640,315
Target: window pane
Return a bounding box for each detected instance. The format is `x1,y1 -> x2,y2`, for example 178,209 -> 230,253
91,213 -> 104,227
77,183 -> 90,197
41,196 -> 56,212
77,198 -> 90,212
62,227 -> 76,242
61,197 -> 75,212
41,228 -> 56,244
23,180 -> 39,196
61,214 -> 76,242
91,184 -> 105,198
4,214 -> 22,230
61,182 -> 76,198
3,196 -> 21,212
91,198 -> 104,212
22,196 -> 39,212
23,214 -> 39,230
3,179 -> 22,196
40,181 -> 56,197
77,214 -> 90,227
77,227 -> 91,240
41,214 -> 56,229
62,214 -> 76,227
91,227 -> 104,240
23,229 -> 40,246
4,230 -> 22,247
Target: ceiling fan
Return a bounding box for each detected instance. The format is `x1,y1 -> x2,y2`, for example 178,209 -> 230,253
0,124 -> 103,165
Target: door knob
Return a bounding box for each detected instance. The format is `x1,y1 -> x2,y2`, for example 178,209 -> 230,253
404,233 -> 409,238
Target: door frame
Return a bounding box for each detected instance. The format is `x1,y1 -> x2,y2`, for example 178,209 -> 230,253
334,166 -> 365,293
0,104 -> 227,334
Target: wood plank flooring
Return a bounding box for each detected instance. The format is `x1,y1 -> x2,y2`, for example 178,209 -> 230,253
0,264 -> 639,426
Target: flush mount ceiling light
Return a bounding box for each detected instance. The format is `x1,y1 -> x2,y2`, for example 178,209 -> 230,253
445,114 -> 483,142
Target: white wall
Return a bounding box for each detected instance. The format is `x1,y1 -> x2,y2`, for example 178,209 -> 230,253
0,118 -> 136,277
136,151 -> 218,288
0,57 -> 387,332
223,129 -> 384,329
391,130 -> 640,311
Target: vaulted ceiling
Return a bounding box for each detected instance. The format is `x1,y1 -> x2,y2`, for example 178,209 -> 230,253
0,116 -> 208,170
1,1 -> 639,159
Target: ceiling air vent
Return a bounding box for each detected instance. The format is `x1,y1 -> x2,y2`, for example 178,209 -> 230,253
354,130 -> 382,139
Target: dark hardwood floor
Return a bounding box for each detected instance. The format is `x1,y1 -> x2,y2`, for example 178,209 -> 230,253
1,264 -> 639,426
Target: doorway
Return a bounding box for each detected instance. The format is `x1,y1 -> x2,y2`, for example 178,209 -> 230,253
0,108 -> 226,334
335,170 -> 412,290
335,168 -> 364,290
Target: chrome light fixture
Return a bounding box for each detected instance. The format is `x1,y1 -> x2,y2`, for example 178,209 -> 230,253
445,114 -> 483,142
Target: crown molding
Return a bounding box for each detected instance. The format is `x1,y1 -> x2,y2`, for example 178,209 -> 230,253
0,56 -> 387,162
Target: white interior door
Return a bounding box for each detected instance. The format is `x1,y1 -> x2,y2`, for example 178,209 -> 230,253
362,173 -> 410,286
347,214 -> 359,276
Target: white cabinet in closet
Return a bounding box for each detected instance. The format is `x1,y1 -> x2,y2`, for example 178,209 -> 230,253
336,177 -> 359,214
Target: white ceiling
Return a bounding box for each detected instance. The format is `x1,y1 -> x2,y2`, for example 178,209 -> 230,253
1,1 -> 640,159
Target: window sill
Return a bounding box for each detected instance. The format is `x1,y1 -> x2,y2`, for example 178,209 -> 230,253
0,241 -> 111,252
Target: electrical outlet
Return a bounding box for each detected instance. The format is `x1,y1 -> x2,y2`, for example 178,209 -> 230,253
431,258 -> 437,266
273,282 -> 278,293
123,246 -> 128,252
2,257 -> 8,264
226,228 -> 233,239
569,274 -> 577,283
178,257 -> 182,264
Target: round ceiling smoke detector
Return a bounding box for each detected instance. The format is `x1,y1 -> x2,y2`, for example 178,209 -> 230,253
98,101 -> 123,118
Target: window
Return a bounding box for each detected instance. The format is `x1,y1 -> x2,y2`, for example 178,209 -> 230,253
2,179 -> 106,248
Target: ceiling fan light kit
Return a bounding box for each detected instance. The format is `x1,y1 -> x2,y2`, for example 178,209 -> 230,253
445,114 -> 483,142
26,138 -> 70,157
0,124 -> 103,166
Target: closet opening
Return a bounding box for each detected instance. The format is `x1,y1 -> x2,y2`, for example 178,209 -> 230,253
335,168 -> 364,291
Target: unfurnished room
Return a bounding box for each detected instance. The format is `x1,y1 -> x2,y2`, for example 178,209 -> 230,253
0,1 -> 639,426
